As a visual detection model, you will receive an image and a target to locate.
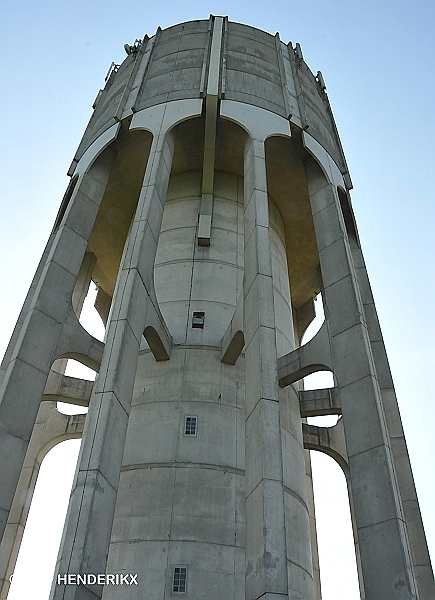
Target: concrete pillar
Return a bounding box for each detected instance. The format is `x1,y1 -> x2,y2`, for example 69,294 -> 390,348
351,244 -> 435,599
51,127 -> 175,600
52,252 -> 97,377
0,247 -> 97,598
0,233 -> 56,387
0,154 -> 112,547
243,133 -> 314,600
346,473 -> 367,600
304,155 -> 419,600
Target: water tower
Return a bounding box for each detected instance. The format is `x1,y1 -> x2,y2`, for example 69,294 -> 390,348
0,16 -> 433,600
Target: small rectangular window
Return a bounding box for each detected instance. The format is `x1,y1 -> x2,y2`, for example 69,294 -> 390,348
192,311 -> 205,328
184,416 -> 197,436
173,566 -> 187,594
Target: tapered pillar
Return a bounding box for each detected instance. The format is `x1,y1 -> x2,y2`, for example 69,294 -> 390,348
243,133 -> 288,600
0,252 -> 96,599
51,127 -> 175,600
0,153 -> 112,546
304,155 -> 419,599
351,242 -> 435,599
243,132 -> 314,600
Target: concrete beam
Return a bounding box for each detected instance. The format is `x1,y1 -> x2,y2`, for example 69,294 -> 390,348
302,419 -> 348,472
221,291 -> 244,365
278,320 -> 333,387
43,371 -> 94,407
299,387 -> 341,418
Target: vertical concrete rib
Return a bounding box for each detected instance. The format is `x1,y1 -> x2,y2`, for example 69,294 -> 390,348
198,16 -> 224,245
351,244 -> 435,599
0,152 -> 114,548
244,133 -> 313,600
243,133 -> 288,600
51,126 -> 175,600
0,232 -> 56,387
304,155 -> 419,600
0,251 -> 97,598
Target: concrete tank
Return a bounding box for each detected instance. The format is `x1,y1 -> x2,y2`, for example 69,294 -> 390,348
0,16 -> 433,600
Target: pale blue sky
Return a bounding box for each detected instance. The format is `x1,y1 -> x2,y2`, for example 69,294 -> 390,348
1,1 -> 434,598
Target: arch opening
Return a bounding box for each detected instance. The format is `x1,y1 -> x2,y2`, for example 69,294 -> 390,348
43,283 -> 103,415
265,133 -> 321,344
309,450 -> 361,600
5,439 -> 81,600
50,126 -> 153,409
83,125 -> 153,317
153,116 -> 246,346
301,295 -> 335,390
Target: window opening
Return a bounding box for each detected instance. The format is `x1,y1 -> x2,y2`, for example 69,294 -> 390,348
192,311 -> 205,328
184,416 -> 197,436
173,566 -> 187,594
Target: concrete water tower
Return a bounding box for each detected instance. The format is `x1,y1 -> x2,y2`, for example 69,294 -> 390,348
0,15 -> 433,600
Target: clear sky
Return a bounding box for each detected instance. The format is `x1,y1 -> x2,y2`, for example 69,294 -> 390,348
1,1 -> 434,598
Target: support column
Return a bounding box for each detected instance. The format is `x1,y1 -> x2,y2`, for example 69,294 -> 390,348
51,127 -> 175,600
243,134 -> 314,600
351,243 -> 435,599
0,152 -> 114,547
1,247 -> 97,597
304,155 -> 419,600
0,233 -> 56,387
52,252 -> 97,376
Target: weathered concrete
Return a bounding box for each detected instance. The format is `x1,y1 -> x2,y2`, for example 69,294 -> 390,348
1,15 -> 433,600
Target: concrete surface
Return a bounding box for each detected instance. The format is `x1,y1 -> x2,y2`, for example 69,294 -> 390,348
0,16 -> 433,600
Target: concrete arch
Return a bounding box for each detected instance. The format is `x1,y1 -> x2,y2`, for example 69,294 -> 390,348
73,123 -> 121,179
53,174 -> 79,231
303,424 -> 366,599
35,427 -> 83,467
0,406 -> 85,600
220,100 -> 291,142
302,129 -> 347,190
130,98 -> 203,137
80,126 -> 153,302
303,418 -> 348,474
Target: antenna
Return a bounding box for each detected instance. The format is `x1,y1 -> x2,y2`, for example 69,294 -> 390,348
294,42 -> 303,65
316,70 -> 326,92
124,39 -> 142,55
